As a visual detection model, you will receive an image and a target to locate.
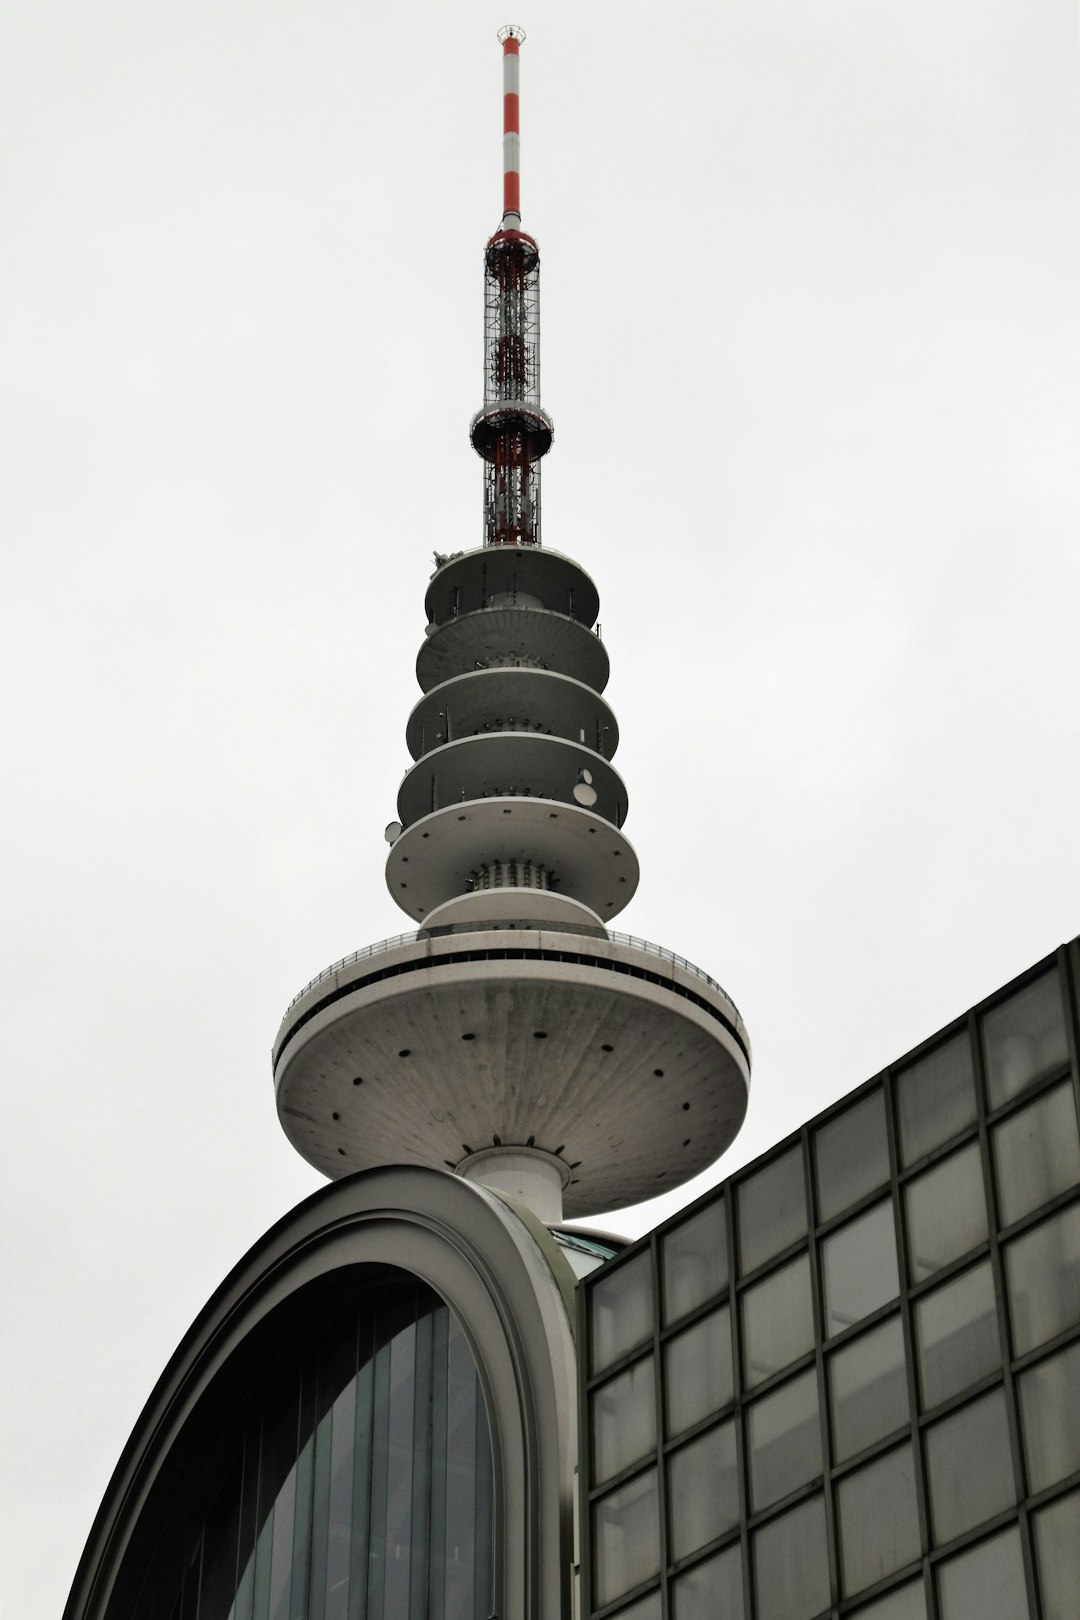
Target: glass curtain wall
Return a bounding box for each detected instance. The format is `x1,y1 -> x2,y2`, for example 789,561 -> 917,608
164,1276 -> 493,1620
581,946 -> 1080,1620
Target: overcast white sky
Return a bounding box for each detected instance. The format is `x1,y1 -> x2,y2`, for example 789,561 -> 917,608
3,3 -> 1079,1616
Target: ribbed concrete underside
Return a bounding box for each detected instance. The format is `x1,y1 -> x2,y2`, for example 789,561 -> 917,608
416,607 -> 610,694
275,942 -> 749,1217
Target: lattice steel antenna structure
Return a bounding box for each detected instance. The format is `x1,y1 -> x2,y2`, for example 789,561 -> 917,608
272,31 -> 751,1225
469,26 -> 553,548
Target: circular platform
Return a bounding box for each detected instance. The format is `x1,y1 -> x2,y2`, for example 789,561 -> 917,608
273,929 -> 751,1218
417,607 -> 609,694
385,797 -> 639,921
406,668 -> 619,761
470,402 -> 553,461
424,547 -> 600,629
396,734 -> 627,831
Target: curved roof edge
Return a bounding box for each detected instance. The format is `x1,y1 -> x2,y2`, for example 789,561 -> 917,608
63,1166 -> 579,1620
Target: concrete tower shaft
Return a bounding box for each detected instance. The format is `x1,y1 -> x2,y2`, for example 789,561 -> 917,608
272,31 -> 751,1222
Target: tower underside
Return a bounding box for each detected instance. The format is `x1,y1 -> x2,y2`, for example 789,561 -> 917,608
274,929 -> 750,1218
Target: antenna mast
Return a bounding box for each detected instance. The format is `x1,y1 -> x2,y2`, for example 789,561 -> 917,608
469,27 -> 553,547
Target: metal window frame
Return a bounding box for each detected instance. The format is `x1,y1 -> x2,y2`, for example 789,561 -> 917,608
580,939 -> 1080,1620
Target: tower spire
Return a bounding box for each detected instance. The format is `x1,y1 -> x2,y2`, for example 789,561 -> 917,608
469,29 -> 553,548
271,32 -> 750,1224
499,24 -> 523,228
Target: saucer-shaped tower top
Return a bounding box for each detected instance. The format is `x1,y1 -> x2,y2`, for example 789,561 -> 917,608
273,31 -> 751,1223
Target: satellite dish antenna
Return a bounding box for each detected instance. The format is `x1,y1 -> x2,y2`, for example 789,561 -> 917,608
572,782 -> 598,807
423,622 -> 438,638
384,820 -> 403,844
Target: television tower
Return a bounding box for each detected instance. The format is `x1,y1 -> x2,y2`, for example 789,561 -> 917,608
273,30 -> 750,1224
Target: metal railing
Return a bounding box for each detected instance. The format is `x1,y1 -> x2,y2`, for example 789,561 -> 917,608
283,932 -> 420,1013
282,927 -> 739,1021
606,932 -> 731,1001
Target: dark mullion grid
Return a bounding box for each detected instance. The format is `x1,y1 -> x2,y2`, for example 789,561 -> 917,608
826,1400 -> 908,1486
721,1182 -> 755,1620
971,989 -> 1042,1620
913,1365 -> 1009,1433
996,1179 -> 1080,1251
1066,942 -> 1080,1131
803,1125 -> 839,1620
820,1294 -> 902,1358
878,1060 -> 938,1620
1025,1464 -> 1080,1521
649,1228 -> 670,1620
728,1172 -> 757,1620
814,1176 -> 895,1242
984,1056 -> 1072,1132
1010,1293 -> 1080,1379
579,944 -> 1080,1620
576,1283 -> 596,1620
736,1228 -> 814,1291
922,1503 -> 1036,1591
894,1119 -> 981,1189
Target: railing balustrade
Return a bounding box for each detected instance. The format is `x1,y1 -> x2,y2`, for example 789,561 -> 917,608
282,927 -> 739,1020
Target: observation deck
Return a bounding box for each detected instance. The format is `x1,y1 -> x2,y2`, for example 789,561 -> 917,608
424,545 -> 600,627
273,927 -> 751,1219
405,667 -> 619,761
386,797 -> 638,923
416,606 -> 609,694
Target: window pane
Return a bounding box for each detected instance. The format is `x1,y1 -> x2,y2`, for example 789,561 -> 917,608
822,1200 -> 899,1337
592,1356 -> 656,1485
925,1389 -> 1015,1545
741,1253 -> 814,1388
184,1285 -> 492,1620
837,1443 -> 920,1597
672,1544 -> 744,1620
1034,1488 -> 1080,1620
905,1143 -> 988,1283
591,1251 -> 653,1374
752,1494 -> 830,1620
668,1421 -> 739,1562
829,1315 -> 909,1462
983,970 -> 1069,1110
1004,1200 -> 1080,1354
815,1088 -> 890,1222
993,1082 -> 1080,1228
739,1145 -> 807,1275
592,1470 -> 660,1609
665,1306 -> 733,1438
663,1199 -> 728,1325
914,1261 -> 1000,1410
896,1033 -> 976,1168
611,1592 -> 662,1620
850,1581 -> 927,1619
1019,1341 -> 1080,1493
936,1527 -> 1029,1620
747,1368 -> 821,1513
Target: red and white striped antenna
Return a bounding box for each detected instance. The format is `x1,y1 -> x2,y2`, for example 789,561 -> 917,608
498,25 -> 524,226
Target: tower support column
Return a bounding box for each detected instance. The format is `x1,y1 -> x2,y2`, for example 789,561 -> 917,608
457,1144 -> 571,1223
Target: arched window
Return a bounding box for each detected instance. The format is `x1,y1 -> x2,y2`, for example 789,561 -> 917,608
162,1271 -> 493,1620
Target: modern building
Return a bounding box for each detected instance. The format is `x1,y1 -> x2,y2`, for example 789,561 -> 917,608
63,31 -> 1080,1620
580,942 -> 1080,1620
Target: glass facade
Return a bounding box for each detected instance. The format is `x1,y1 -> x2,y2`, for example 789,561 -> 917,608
581,946 -> 1080,1620
164,1274 -> 493,1620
